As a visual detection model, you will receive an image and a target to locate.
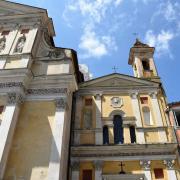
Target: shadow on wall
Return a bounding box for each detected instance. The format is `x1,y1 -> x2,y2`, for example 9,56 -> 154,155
3,101 -> 59,180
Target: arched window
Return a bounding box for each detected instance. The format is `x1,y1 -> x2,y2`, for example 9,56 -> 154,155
143,106 -> 153,125
113,115 -> 124,144
142,59 -> 150,71
129,126 -> 136,143
103,126 -> 109,145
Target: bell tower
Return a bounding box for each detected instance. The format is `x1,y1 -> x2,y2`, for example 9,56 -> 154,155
128,39 -> 160,82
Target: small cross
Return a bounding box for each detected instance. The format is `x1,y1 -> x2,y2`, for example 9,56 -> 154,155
119,162 -> 126,174
112,66 -> 118,73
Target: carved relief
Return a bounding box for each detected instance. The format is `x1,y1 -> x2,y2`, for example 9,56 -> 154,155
140,160 -> 151,170
111,97 -> 123,108
48,50 -> 65,59
55,98 -> 67,109
27,88 -> 67,95
7,93 -> 24,105
71,160 -> 80,171
0,36 -> 6,53
164,159 -> 175,169
14,35 -> 26,53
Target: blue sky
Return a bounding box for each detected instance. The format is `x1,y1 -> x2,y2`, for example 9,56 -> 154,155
11,0 -> 180,102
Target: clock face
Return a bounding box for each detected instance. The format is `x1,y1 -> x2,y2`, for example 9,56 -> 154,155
111,97 -> 123,107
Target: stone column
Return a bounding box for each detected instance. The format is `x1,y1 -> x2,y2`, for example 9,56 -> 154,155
164,160 -> 177,180
0,93 -> 23,179
74,94 -> 82,145
48,98 -> 67,180
140,160 -> 151,180
94,94 -> 103,145
94,160 -> 103,180
130,92 -> 145,144
150,92 -> 167,142
71,160 -> 80,180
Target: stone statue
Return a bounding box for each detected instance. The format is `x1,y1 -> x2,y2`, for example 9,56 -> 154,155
0,37 -> 6,53
15,36 -> 26,53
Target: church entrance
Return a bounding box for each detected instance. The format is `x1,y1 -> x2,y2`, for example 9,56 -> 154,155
113,115 -> 124,144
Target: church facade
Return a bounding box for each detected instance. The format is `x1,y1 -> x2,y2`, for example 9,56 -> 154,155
0,1 -> 179,180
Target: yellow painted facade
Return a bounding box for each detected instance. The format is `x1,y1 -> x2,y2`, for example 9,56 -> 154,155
4,101 -> 56,180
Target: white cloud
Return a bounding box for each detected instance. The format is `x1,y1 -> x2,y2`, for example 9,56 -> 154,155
114,0 -> 123,6
151,1 -> 180,23
145,30 -> 174,57
63,0 -> 122,59
79,64 -> 93,81
79,27 -> 117,59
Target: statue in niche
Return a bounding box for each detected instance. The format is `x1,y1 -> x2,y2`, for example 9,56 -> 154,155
14,35 -> 26,53
0,37 -> 6,53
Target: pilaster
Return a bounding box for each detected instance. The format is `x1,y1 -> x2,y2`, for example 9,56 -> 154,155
48,97 -> 68,180
130,92 -> 145,144
94,160 -> 103,180
74,94 -> 82,145
71,160 -> 80,180
0,93 -> 23,179
94,94 -> 103,145
140,160 -> 151,180
164,159 -> 177,180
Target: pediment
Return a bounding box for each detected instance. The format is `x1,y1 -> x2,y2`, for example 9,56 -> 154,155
80,74 -> 158,88
0,1 -> 45,17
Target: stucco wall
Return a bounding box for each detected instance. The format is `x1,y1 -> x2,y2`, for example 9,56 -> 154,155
4,101 -> 56,180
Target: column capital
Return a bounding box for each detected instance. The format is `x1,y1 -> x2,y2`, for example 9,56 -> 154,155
71,160 -> 80,171
7,93 -> 24,105
149,91 -> 158,99
140,160 -> 151,170
55,97 -> 67,109
130,92 -> 138,99
93,160 -> 103,170
94,93 -> 102,100
164,159 -> 175,169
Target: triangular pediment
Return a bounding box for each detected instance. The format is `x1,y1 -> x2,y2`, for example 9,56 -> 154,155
0,1 -> 46,16
80,73 -> 159,88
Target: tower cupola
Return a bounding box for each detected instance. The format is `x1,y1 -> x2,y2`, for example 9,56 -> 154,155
128,39 -> 159,82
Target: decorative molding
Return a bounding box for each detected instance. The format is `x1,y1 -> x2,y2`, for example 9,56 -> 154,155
164,159 -> 175,169
27,88 -> 67,95
94,160 -> 103,170
149,91 -> 158,99
94,93 -> 102,100
0,82 -> 24,89
71,160 -> 80,171
130,92 -> 138,99
7,93 -> 24,105
55,98 -> 67,109
140,160 -> 151,170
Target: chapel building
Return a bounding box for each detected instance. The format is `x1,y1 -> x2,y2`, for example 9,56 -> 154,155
0,1 -> 179,180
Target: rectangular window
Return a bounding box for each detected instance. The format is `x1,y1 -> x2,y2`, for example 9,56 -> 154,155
1,30 -> 10,36
82,169 -> 92,180
154,168 -> 164,179
175,111 -> 180,126
21,29 -> 29,34
140,97 -> 148,104
85,98 -> 92,106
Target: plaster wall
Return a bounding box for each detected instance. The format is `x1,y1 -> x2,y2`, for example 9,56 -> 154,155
4,101 -> 56,180
102,95 -> 133,117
